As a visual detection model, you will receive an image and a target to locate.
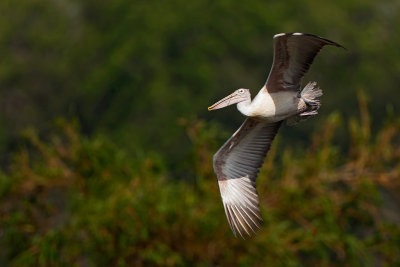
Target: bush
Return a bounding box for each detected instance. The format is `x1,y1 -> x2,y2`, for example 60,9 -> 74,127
1,98 -> 400,266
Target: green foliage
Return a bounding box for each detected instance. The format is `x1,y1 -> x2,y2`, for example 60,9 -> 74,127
1,103 -> 400,266
1,0 -> 400,159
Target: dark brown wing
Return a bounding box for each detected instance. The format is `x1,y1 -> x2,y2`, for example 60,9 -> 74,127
213,118 -> 282,238
265,33 -> 345,93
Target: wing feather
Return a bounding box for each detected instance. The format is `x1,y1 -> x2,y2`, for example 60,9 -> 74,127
265,33 -> 345,93
213,118 -> 282,237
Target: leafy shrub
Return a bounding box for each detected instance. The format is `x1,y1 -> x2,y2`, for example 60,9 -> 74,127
1,98 -> 400,266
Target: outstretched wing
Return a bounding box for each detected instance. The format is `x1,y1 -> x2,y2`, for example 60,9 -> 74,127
213,118 -> 282,238
265,33 -> 345,93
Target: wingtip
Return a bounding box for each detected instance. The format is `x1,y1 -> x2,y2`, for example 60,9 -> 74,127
273,32 -> 347,51
307,33 -> 348,52
224,203 -> 263,239
328,40 -> 348,51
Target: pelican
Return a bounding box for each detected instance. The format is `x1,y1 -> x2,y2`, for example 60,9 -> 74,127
208,33 -> 345,238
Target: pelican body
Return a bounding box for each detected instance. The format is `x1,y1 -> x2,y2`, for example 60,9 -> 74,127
208,33 -> 345,238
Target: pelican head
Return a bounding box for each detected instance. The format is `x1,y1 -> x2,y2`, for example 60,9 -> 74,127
208,88 -> 251,111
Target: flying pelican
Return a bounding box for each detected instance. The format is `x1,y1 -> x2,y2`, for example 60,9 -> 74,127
208,33 -> 345,238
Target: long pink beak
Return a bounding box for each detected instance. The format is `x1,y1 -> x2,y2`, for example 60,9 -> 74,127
208,92 -> 242,111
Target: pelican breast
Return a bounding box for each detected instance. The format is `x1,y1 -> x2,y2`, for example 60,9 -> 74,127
238,91 -> 306,121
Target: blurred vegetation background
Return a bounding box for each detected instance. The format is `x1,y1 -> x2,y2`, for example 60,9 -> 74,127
1,0 -> 400,266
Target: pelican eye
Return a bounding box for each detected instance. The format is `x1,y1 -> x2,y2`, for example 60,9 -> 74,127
238,89 -> 245,94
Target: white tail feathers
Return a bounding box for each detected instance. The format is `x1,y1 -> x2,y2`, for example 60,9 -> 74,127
287,82 -> 323,126
301,81 -> 322,108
